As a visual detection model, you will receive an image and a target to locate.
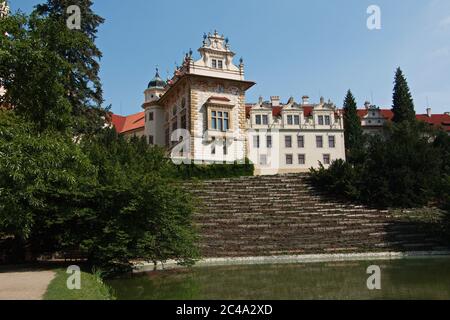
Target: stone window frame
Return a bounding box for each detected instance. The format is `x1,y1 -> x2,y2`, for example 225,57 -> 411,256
316,135 -> 323,148
285,154 -> 293,165
328,135 -> 335,148
206,103 -> 234,132
266,135 -> 272,148
298,154 -> 306,165
297,135 -> 305,148
285,135 -> 292,148
323,154 -> 331,165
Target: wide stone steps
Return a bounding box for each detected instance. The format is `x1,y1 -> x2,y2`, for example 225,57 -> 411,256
184,174 -> 446,258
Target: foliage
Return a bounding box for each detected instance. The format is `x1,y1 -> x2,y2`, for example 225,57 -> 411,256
0,2 -> 201,275
310,159 -> 361,201
0,13 -> 73,132
35,0 -> 107,137
342,90 -> 364,163
0,111 -> 96,248
392,67 -> 416,124
0,2 -> 107,135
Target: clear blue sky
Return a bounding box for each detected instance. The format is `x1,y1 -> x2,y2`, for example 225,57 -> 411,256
10,0 -> 450,115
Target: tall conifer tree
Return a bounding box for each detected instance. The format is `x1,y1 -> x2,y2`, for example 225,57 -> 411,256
392,67 -> 416,123
343,90 -> 364,159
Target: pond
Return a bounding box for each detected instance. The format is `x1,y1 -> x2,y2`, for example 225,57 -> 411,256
107,257 -> 450,300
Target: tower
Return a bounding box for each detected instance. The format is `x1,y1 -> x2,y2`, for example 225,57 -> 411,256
142,68 -> 167,146
144,68 -> 167,103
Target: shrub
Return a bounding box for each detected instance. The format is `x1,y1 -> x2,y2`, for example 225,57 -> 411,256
310,159 -> 361,201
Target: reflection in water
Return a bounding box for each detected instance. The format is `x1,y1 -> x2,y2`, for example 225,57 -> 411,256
107,257 -> 450,300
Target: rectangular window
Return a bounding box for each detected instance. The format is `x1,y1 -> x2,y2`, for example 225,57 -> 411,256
266,135 -> 272,148
259,154 -> 267,165
285,135 -> 292,148
298,154 -> 305,165
262,115 -> 269,125
286,154 -> 293,165
316,136 -> 323,148
255,115 -> 261,125
218,60 -> 223,69
287,115 -> 293,125
223,112 -> 229,131
318,115 -> 324,125
294,115 -> 300,125
325,115 -> 331,125
328,136 -> 335,148
149,136 -> 154,145
210,110 -> 229,132
149,112 -> 154,121
323,154 -> 331,165
297,135 -> 304,148
212,59 -> 217,68
211,111 -> 217,130
253,135 -> 260,148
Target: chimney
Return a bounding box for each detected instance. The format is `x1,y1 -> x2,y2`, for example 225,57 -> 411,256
364,101 -> 371,109
426,107 -> 432,117
302,95 -> 310,105
271,96 -> 280,107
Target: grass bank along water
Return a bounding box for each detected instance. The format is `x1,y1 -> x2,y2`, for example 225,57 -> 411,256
44,268 -> 115,300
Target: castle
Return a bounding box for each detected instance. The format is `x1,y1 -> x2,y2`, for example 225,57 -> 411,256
112,31 -> 348,174
111,31 -> 450,174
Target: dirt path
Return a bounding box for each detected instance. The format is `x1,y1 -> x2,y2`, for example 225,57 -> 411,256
0,270 -> 56,300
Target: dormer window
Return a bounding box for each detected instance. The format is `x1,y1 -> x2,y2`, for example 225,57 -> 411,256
294,115 -> 300,125
325,115 -> 331,125
287,115 -> 293,125
255,115 -> 262,125
262,115 -> 268,125
318,116 -> 324,125
211,59 -> 223,69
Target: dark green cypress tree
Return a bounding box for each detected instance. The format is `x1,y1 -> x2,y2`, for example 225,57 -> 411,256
343,90 -> 364,160
392,67 -> 416,123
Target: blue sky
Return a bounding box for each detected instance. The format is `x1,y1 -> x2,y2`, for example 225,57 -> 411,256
10,0 -> 450,115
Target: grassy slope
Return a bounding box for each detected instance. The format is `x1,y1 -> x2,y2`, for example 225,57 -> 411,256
44,268 -> 115,300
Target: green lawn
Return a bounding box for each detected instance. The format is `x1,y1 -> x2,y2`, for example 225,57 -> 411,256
44,268 -> 115,300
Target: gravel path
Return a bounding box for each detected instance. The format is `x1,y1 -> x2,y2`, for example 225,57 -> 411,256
0,270 -> 56,300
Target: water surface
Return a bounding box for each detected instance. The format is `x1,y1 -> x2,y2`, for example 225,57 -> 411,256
107,257 -> 450,300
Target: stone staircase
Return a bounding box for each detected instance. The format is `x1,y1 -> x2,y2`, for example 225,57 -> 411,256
184,174 -> 448,258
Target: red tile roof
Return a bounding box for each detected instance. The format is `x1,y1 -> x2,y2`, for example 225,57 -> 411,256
111,112 -> 145,134
245,105 -> 314,118
357,109 -> 450,132
111,107 -> 450,135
